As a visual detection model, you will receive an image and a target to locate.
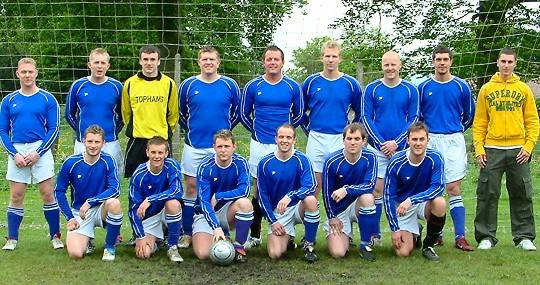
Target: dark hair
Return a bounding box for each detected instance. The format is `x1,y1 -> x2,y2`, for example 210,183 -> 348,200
432,45 -> 453,60
139,45 -> 160,59
276,123 -> 296,139
407,122 -> 429,138
499,47 -> 517,61
84,124 -> 105,141
199,46 -> 220,61
213,129 -> 235,145
342,122 -> 367,140
262,45 -> 284,62
147,136 -> 169,152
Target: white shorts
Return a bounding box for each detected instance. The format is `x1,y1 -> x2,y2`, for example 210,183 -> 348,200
267,203 -> 303,237
428,133 -> 467,183
306,131 -> 343,173
367,145 -> 389,179
6,141 -> 54,184
74,140 -> 124,178
323,202 -> 357,237
248,139 -> 276,178
71,204 -> 105,238
192,201 -> 233,235
397,202 -> 427,235
142,209 -> 167,240
181,144 -> 215,177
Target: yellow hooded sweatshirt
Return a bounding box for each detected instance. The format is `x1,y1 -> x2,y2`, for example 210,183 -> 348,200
473,72 -> 539,156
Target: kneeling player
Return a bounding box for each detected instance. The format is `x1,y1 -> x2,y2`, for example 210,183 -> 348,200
192,130 -> 253,262
258,124 -> 320,263
322,123 -> 378,261
128,136 -> 184,263
55,125 -> 123,261
384,122 -> 446,261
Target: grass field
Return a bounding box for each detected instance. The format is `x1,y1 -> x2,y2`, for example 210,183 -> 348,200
0,124 -> 540,285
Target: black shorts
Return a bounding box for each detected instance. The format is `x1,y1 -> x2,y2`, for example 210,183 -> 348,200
124,137 -> 173,178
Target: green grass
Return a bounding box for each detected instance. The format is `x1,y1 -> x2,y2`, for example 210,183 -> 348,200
1,124 -> 540,284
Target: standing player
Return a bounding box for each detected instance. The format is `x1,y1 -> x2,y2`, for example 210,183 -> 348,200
362,51 -> 420,243
55,125 -> 123,261
178,46 -> 241,248
303,40 -> 362,197
473,48 -> 539,251
418,45 -> 475,251
192,130 -> 253,261
257,124 -> 320,263
241,45 -> 304,248
122,45 -> 179,178
384,122 -> 446,261
65,48 -> 124,177
128,136 -> 184,262
0,58 -> 62,250
322,123 -> 378,261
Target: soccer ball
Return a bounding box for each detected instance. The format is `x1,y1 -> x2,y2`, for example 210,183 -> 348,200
209,240 -> 236,266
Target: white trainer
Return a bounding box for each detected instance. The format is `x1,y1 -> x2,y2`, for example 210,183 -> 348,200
167,245 -> 184,263
2,239 -> 18,251
102,248 -> 116,261
477,239 -> 493,250
516,239 -> 537,251
244,236 -> 261,249
177,235 -> 192,249
52,236 -> 64,249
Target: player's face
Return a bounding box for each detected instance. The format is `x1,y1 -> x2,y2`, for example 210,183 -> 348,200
433,53 -> 452,76
139,52 -> 160,76
214,138 -> 236,164
88,53 -> 110,80
497,54 -> 516,78
321,47 -> 341,73
84,133 -> 104,157
343,130 -> 365,156
198,52 -> 220,76
16,63 -> 38,88
263,50 -> 284,77
146,143 -> 169,170
381,54 -> 401,81
407,130 -> 429,157
275,127 -> 296,154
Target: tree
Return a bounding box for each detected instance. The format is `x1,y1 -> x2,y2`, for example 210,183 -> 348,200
334,0 -> 540,89
0,0 -> 305,99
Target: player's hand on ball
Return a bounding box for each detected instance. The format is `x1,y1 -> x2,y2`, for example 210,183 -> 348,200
213,228 -> 226,242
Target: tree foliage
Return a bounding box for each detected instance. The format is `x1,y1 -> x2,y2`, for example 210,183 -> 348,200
0,0 -> 305,99
334,0 -> 540,89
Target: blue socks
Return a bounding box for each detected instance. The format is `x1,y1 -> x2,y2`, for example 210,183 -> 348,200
166,212 -> 182,248
303,209 -> 320,244
449,195 -> 466,239
105,212 -> 123,249
43,203 -> 60,239
181,197 -> 196,236
373,197 -> 383,238
7,207 -> 24,240
234,211 -> 254,245
357,205 -> 377,246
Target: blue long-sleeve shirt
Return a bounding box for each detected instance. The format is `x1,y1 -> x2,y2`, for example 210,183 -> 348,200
418,76 -> 475,133
54,152 -> 120,221
383,149 -> 445,232
0,89 -> 60,157
241,75 -> 304,144
65,76 -> 124,142
128,158 -> 183,238
257,150 -> 316,224
322,148 -> 377,219
195,153 -> 250,230
179,75 -> 240,148
362,79 -> 419,150
302,73 -> 362,134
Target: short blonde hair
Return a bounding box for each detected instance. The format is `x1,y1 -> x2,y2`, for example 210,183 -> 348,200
89,48 -> 110,62
17,57 -> 37,68
321,40 -> 342,56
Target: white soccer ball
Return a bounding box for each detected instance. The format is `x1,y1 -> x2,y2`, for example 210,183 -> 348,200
209,240 -> 236,266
